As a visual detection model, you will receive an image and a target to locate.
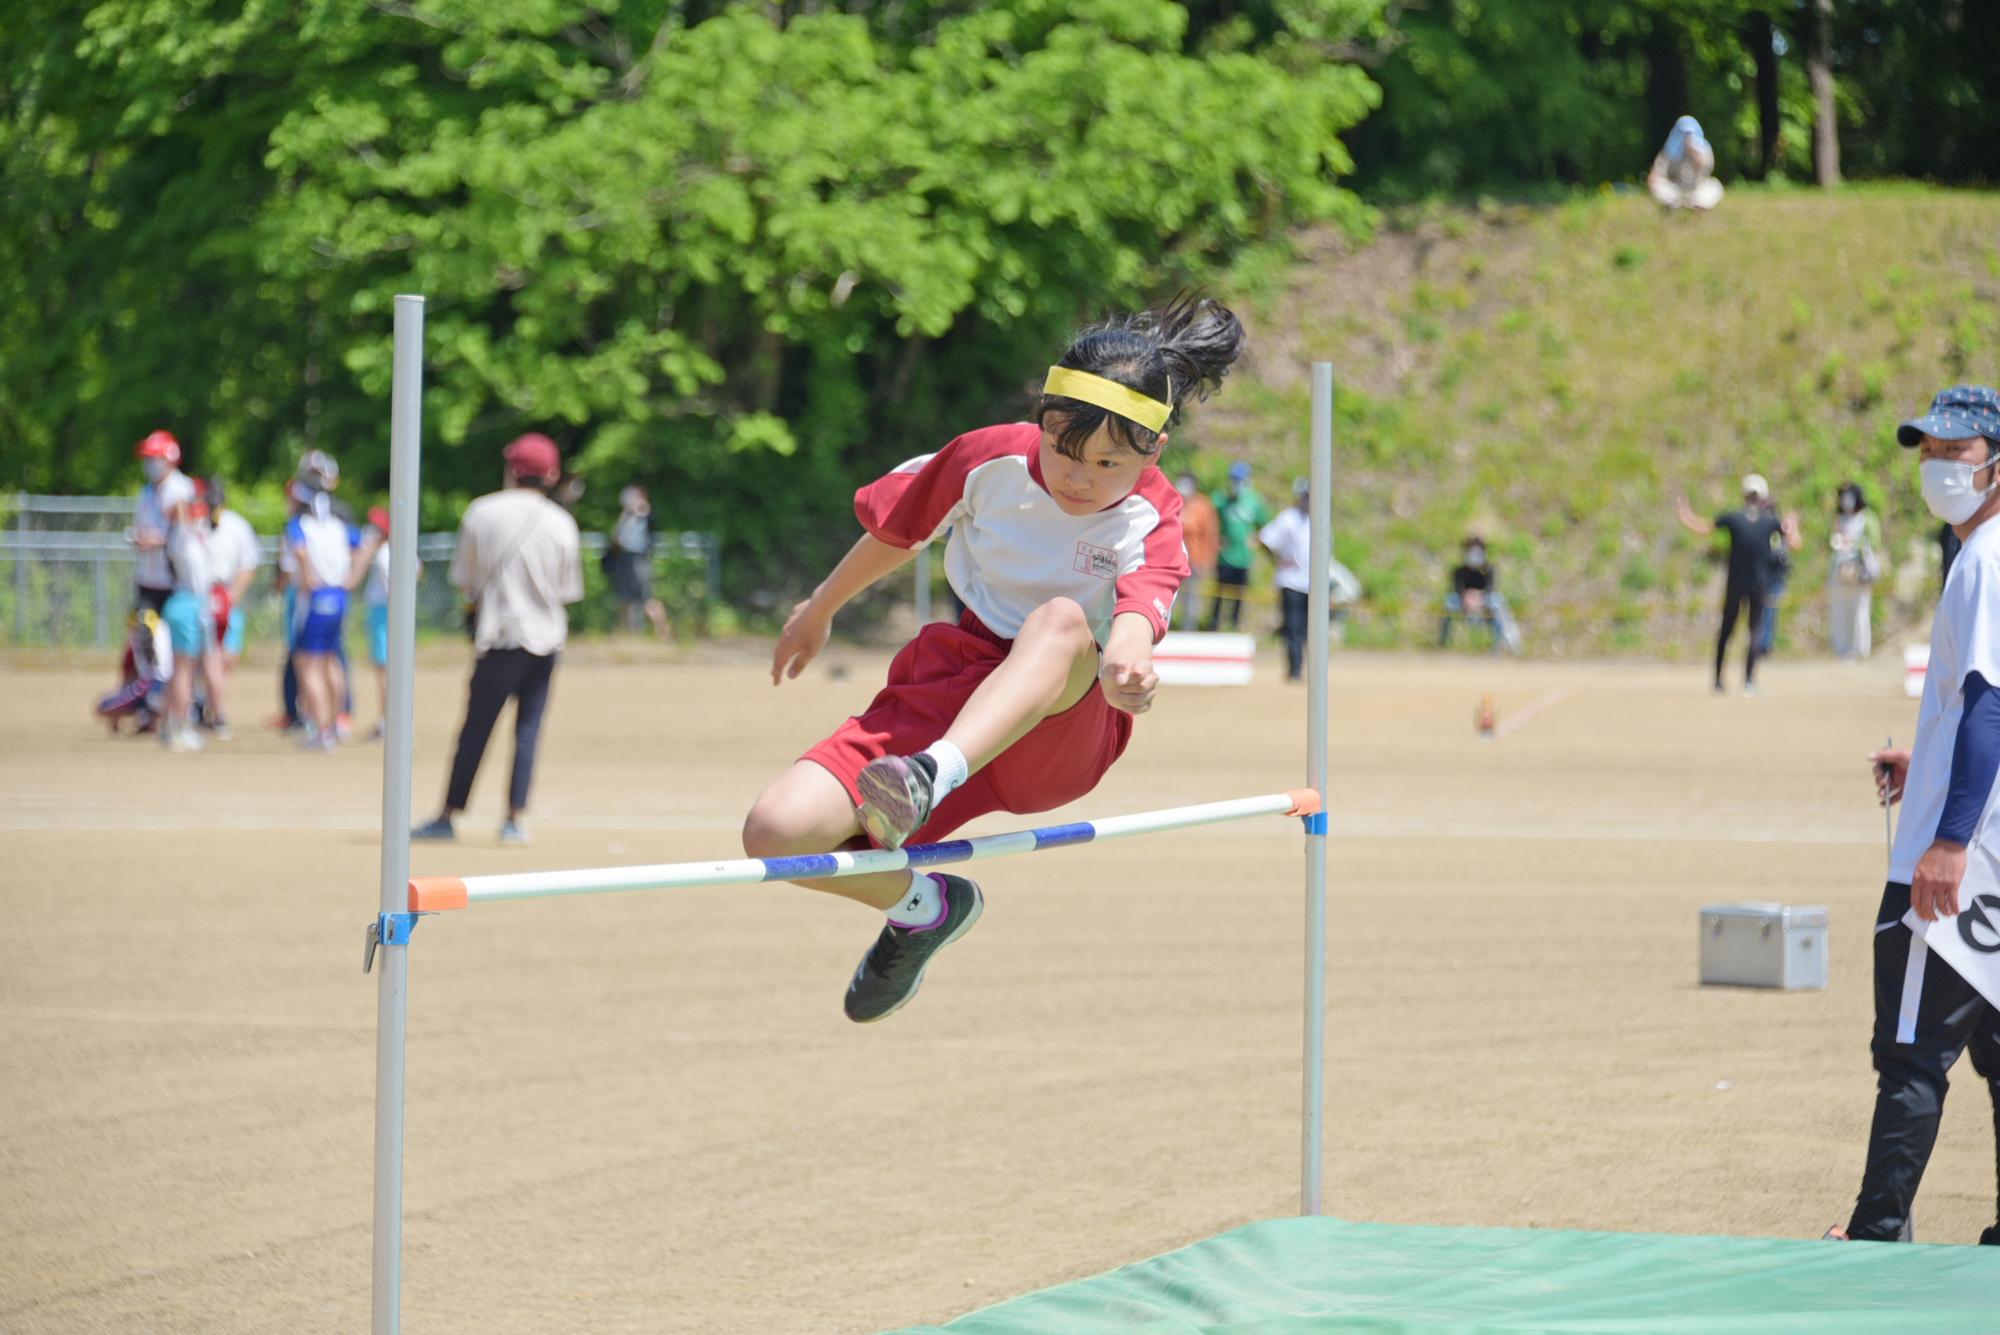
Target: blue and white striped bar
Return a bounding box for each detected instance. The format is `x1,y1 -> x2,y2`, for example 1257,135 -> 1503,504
409,789 -> 1320,911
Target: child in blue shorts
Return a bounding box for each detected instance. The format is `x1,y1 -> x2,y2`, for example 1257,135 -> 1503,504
287,490 -> 365,750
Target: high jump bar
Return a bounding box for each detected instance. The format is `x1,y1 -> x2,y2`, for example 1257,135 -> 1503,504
407,790 -> 1323,911
368,306 -> 1337,1331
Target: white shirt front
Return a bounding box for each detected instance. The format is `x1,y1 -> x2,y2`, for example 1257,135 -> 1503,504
451,488 -> 583,656
365,539 -> 391,606
207,509 -> 261,588
168,518 -> 213,594
1891,516 -> 2000,881
287,501 -> 356,590
857,423 -> 1189,646
1258,506 -> 1313,594
133,472 -> 195,589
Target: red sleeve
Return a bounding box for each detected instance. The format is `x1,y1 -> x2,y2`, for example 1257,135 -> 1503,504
853,423 -> 1037,549
1115,471 -> 1192,643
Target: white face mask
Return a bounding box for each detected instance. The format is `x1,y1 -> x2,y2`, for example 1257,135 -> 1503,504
143,458 -> 169,483
1920,451 -> 1999,526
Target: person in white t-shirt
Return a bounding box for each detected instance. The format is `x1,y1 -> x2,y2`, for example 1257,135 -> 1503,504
411,434 -> 583,843
1257,479 -> 1313,681
738,297 -> 1240,1024
286,486 -> 368,751
202,477 -> 261,737
1830,385 -> 2000,1246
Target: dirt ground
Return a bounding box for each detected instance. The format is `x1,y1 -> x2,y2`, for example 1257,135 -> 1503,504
3,640 -> 1993,1334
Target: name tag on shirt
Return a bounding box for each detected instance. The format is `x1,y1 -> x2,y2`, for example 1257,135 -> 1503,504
1073,541 -> 1118,579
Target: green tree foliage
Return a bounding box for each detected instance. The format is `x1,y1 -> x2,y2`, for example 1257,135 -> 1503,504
1353,0 -> 2000,196
0,0 -> 1377,590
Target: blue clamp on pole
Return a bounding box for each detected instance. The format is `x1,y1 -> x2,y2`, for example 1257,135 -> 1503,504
1301,811 -> 1329,836
364,911 -> 422,974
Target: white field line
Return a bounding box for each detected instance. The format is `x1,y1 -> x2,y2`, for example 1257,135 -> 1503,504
1492,688 -> 1570,740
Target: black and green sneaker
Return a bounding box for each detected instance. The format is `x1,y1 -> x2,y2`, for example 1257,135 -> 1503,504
844,874 -> 984,1023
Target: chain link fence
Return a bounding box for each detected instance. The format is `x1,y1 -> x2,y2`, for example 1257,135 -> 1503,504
2,493 -> 721,651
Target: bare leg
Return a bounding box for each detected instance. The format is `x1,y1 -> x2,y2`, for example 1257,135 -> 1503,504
202,647 -> 227,725
327,654 -> 348,728
296,653 -> 327,731
167,658 -> 197,731
645,598 -> 674,642
937,597 -> 1099,773
742,761 -> 912,909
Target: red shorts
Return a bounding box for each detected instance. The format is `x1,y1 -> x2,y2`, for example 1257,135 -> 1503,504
803,612 -> 1132,845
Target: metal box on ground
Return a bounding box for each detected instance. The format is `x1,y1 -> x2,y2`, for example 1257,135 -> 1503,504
1699,903 -> 1829,990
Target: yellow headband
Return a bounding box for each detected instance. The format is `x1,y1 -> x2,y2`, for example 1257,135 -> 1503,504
1043,367 -> 1172,434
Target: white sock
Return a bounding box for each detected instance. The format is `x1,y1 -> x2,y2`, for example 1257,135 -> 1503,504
920,740 -> 970,800
885,871 -> 945,928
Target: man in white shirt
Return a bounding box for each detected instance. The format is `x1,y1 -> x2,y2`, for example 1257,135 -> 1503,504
202,477 -> 261,736
1257,479 -> 1313,681
413,433 -> 583,845
1833,385 -> 2000,1246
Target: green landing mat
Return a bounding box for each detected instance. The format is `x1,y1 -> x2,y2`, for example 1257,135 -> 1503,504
889,1217 -> 2000,1334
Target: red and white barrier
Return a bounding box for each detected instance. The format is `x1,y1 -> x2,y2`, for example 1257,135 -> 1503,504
1154,631 -> 1256,686
1905,644 -> 1930,699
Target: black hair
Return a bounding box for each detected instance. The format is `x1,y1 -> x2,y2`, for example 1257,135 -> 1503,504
1038,293 -> 1246,460
1837,480 -> 1867,512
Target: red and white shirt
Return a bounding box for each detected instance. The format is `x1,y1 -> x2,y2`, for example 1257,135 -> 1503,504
856,423 -> 1190,645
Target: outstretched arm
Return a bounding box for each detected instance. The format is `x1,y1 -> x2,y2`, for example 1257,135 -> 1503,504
1674,495 -> 1713,537
771,533 -> 919,684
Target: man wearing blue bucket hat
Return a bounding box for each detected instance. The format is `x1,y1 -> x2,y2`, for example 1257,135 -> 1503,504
1831,385 -> 2000,1245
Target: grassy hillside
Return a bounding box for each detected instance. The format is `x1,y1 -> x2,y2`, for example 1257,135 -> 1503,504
1193,184 -> 2000,655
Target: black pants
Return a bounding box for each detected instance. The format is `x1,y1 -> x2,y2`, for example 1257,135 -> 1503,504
1847,882 -> 2000,1242
1278,587 -> 1309,680
1714,580 -> 1766,687
444,648 -> 558,816
1205,562 -> 1250,631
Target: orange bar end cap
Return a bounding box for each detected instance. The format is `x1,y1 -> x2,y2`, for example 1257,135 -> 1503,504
408,876 -> 469,912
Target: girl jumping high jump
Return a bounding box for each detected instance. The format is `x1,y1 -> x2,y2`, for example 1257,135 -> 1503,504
741,296 -> 1246,1022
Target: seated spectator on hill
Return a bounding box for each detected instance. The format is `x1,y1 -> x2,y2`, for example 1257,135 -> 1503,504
1648,116 -> 1724,212
1440,536 -> 1522,655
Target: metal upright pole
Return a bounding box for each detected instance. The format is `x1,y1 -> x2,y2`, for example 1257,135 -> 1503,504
14,494 -> 27,644
372,294 -> 425,1335
1301,362 -> 1334,1215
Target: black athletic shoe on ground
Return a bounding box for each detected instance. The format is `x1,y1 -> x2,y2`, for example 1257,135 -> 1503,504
856,752 -> 938,850
844,874 -> 983,1023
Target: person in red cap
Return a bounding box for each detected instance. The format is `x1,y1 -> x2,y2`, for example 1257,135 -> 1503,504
130,431 -> 193,617
412,433 -> 582,844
